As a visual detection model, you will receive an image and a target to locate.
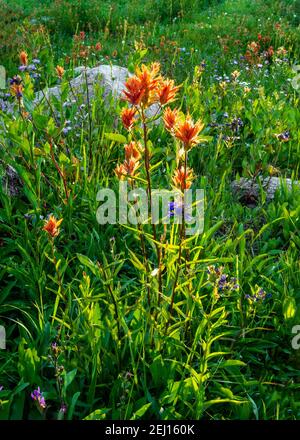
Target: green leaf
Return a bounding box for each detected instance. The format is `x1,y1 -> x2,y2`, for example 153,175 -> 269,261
104,133 -> 127,143
77,254 -> 99,277
84,408 -> 111,420
128,249 -> 146,273
17,340 -> 40,383
47,118 -> 57,137
283,297 -> 297,320
67,391 -> 80,420
59,152 -> 70,163
218,360 -> 247,368
62,369 -> 77,395
131,403 -> 151,420
33,114 -> 49,130
198,135 -> 213,142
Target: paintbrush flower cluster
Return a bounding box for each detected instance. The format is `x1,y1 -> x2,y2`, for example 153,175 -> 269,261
116,62 -> 206,198
112,62 -> 209,311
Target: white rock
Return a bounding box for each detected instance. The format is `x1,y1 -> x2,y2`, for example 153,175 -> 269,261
34,64 -> 160,119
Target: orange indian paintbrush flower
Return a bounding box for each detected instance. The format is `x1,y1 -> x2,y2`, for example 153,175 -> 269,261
114,163 -> 126,179
121,107 -> 137,131
55,65 -> 65,79
124,141 -> 142,162
136,62 -> 161,106
174,114 -> 204,150
135,62 -> 160,88
115,158 -> 140,180
157,79 -> 180,105
163,107 -> 179,132
123,62 -> 161,108
172,166 -> 194,191
19,51 -> 28,66
123,76 -> 145,106
10,83 -> 23,98
43,215 -> 63,238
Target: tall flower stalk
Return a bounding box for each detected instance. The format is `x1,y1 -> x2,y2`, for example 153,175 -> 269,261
140,107 -> 162,302
118,62 -> 180,305
164,111 -> 205,328
43,215 -> 66,328
49,139 -> 70,201
117,63 -> 206,321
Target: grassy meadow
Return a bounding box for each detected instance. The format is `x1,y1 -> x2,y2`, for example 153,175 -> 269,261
0,0 -> 300,420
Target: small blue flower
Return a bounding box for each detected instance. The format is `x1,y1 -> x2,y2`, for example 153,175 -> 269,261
168,201 -> 192,221
245,287 -> 271,304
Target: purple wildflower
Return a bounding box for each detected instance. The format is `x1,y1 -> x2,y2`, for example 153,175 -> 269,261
218,274 -> 228,290
245,287 -> 271,303
51,342 -> 59,356
207,265 -> 239,295
276,130 -> 290,142
229,117 -> 243,132
62,127 -> 71,135
31,387 -> 46,409
10,75 -> 22,86
168,201 -> 192,221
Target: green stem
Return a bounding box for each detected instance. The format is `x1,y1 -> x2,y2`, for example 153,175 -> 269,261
166,150 -> 188,331
49,141 -> 70,200
101,264 -> 121,342
84,66 -> 93,170
141,108 -> 162,304
131,180 -> 151,307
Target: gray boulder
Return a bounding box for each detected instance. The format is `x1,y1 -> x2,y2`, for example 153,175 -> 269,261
35,64 -> 129,103
231,176 -> 300,205
34,64 -> 160,119
1,161 -> 22,196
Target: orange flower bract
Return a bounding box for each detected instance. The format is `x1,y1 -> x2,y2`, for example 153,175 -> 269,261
124,141 -> 142,162
157,79 -> 180,105
123,76 -> 145,106
174,114 -> 204,150
123,62 -> 162,108
19,51 -> 28,66
121,107 -> 137,131
115,158 -> 140,180
55,65 -> 65,79
43,215 -> 63,238
115,163 -> 126,180
172,166 -> 194,191
163,107 -> 179,132
10,83 -> 23,98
